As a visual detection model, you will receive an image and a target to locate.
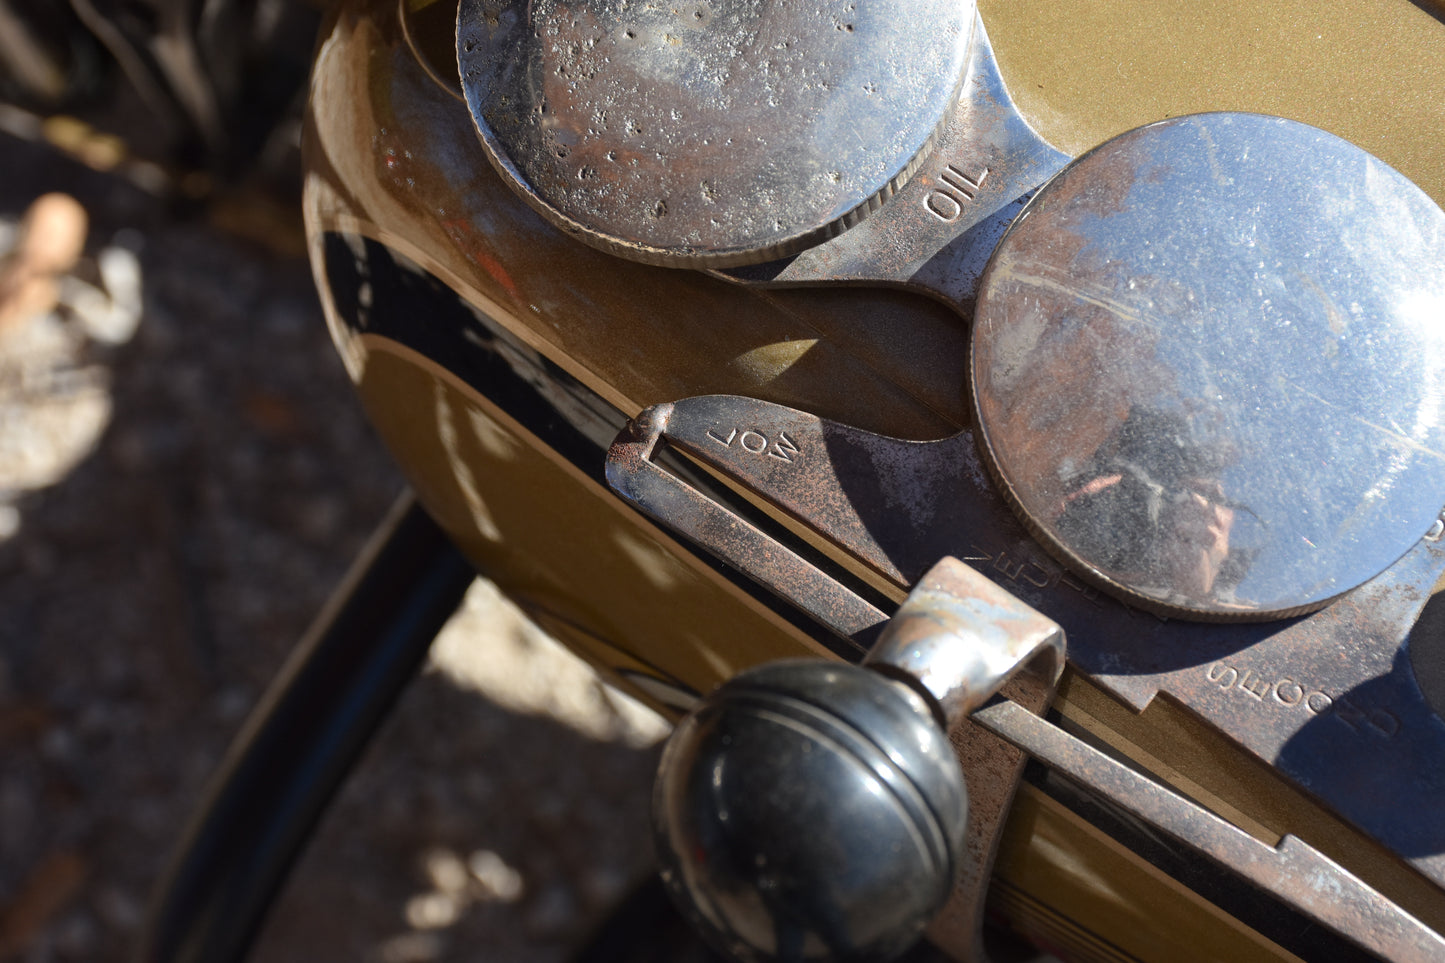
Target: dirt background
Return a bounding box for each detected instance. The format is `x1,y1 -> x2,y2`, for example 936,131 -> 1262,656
0,107 -> 672,963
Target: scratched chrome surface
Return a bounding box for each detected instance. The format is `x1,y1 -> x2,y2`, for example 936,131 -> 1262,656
609,389 -> 1445,900
457,0 -> 974,266
866,556 -> 1063,722
719,15 -> 1068,315
972,113 -> 1445,621
863,556 -> 1065,960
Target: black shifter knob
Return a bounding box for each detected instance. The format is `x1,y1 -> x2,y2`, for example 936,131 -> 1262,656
653,660 -> 968,963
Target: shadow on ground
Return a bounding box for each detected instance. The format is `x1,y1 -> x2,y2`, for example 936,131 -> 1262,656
0,129 -> 664,963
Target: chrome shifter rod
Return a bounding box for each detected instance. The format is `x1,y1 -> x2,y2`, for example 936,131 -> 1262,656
651,558 -> 1063,963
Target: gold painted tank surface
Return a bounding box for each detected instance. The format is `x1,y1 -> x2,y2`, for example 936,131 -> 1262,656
302,0 -> 1445,958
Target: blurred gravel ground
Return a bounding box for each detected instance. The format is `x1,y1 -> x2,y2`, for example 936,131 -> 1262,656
0,124 -> 668,963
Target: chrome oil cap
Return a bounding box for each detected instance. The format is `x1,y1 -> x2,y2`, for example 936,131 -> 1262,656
971,113 -> 1445,621
457,0 -> 975,267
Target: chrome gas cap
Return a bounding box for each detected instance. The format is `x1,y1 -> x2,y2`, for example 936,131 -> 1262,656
458,0 -> 974,266
972,113 -> 1445,620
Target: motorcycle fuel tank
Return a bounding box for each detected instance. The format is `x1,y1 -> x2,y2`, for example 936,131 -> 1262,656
302,0 -> 1445,958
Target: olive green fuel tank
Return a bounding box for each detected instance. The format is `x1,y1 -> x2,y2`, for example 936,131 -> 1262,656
302,1 -> 1445,958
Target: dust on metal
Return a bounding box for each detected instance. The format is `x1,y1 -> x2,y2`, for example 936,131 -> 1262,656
458,0 -> 975,266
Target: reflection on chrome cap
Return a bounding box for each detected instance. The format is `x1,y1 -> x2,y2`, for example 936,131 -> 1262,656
972,112 -> 1445,621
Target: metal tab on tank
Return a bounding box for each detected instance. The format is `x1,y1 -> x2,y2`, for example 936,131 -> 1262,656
971,112 -> 1445,620
457,0 -> 975,266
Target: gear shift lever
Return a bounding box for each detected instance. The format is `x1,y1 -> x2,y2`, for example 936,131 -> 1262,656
652,558 -> 1065,963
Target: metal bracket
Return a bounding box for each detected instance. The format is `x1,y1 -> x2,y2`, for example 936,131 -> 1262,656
867,557 -> 1065,962
605,402 -> 890,644
605,396 -> 1445,961
715,13 -> 1069,312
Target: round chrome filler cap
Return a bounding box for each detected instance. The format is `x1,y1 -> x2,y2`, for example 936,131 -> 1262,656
458,0 -> 975,267
971,113 -> 1445,621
